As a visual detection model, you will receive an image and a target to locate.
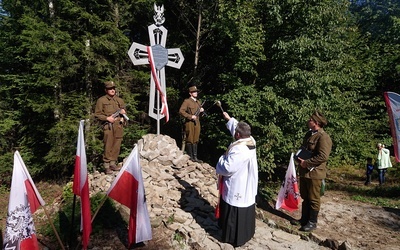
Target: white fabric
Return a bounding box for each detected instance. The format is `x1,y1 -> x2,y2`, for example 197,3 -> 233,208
377,147 -> 392,169
216,118 -> 258,208
275,153 -> 300,211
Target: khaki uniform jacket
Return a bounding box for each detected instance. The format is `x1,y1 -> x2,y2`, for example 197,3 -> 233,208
94,95 -> 126,122
179,97 -> 202,121
298,128 -> 332,179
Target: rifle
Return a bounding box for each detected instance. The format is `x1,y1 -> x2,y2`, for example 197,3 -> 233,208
104,106 -> 129,129
193,101 -> 206,125
112,106 -> 129,121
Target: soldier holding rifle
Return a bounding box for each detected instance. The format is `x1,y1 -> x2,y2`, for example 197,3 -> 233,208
94,81 -> 128,174
179,85 -> 204,163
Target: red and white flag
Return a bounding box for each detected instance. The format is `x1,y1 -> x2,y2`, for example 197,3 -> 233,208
3,151 -> 45,250
107,145 -> 152,247
72,120 -> 92,249
275,153 -> 301,211
384,91 -> 400,162
147,46 -> 169,122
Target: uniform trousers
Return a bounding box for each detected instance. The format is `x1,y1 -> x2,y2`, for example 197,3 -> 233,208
184,121 -> 200,144
103,120 -> 124,163
299,177 -> 322,211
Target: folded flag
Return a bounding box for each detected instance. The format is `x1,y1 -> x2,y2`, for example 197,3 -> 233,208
275,153 -> 301,211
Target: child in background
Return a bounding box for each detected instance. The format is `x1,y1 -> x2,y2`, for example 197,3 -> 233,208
364,157 -> 374,185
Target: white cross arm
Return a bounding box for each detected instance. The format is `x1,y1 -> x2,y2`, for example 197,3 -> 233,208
167,48 -> 184,69
127,42 -> 149,65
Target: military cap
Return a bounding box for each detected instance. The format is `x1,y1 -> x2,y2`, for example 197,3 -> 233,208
104,81 -> 116,89
189,86 -> 199,92
311,111 -> 328,127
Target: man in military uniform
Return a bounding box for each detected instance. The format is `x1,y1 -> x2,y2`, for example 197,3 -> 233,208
94,81 -> 127,174
292,110 -> 332,231
179,85 -> 204,162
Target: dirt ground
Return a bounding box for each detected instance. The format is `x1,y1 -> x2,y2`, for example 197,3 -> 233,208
1,180 -> 399,249
263,188 -> 400,250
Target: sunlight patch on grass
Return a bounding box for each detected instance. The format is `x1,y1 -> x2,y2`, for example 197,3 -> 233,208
351,195 -> 400,208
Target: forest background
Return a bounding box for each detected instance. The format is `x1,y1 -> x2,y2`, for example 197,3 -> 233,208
0,0 -> 399,184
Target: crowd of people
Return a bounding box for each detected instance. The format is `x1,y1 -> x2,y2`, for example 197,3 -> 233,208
93,80 -> 393,247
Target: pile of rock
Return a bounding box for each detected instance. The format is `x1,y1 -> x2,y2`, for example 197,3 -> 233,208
88,134 -> 221,249
87,134 -> 331,250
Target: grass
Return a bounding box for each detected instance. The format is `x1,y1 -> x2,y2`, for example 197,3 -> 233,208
258,161 -> 400,209
327,163 -> 400,209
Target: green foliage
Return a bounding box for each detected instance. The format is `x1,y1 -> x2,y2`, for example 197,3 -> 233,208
258,180 -> 280,202
0,0 -> 399,182
41,184 -> 122,248
62,182 -> 74,201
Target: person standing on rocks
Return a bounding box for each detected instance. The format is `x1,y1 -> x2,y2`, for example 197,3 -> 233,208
291,110 -> 332,232
216,112 -> 258,247
94,81 -> 127,174
179,85 -> 204,163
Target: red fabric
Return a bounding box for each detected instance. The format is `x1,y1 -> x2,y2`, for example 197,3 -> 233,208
25,179 -> 43,214
147,46 -> 169,122
107,146 -> 152,246
108,171 -> 139,245
215,175 -> 224,219
19,234 -> 40,250
280,181 -> 300,212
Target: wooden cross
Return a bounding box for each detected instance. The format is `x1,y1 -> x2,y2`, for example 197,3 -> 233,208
127,4 -> 184,135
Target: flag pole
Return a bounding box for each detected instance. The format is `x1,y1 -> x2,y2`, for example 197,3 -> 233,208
70,194 -> 77,249
91,193 -> 108,224
72,194 -> 107,250
73,194 -> 109,250
42,205 -> 66,250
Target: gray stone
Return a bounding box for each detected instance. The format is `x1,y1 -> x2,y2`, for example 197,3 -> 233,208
80,134 -> 328,250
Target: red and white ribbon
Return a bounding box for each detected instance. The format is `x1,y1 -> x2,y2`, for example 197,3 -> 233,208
147,46 -> 169,122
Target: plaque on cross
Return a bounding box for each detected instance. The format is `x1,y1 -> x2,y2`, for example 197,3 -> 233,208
127,4 -> 184,135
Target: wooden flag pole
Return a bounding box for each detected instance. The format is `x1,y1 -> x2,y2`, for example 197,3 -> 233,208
91,193 -> 108,224
73,194 -> 108,250
42,205 -> 66,250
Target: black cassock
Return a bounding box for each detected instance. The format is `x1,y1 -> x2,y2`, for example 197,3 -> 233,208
218,198 -> 256,247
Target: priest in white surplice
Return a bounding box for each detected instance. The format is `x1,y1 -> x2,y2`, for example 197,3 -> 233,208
216,112 -> 258,247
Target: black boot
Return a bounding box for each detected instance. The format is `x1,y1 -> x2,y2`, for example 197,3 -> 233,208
300,210 -> 318,232
192,143 -> 203,163
186,143 -> 194,160
290,201 -> 309,226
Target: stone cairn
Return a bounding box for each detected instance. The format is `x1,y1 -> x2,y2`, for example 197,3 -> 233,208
89,134 -> 221,249
87,134 -> 341,250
